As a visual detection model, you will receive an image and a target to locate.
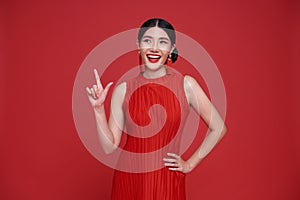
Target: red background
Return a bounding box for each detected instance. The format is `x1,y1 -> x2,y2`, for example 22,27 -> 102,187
1,0 -> 299,199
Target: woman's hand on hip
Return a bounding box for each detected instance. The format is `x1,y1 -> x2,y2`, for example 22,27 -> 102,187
163,153 -> 193,174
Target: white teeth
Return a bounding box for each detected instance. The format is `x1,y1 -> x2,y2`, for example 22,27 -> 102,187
147,55 -> 160,59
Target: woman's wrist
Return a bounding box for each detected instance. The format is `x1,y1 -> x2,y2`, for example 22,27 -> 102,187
184,160 -> 194,173
185,158 -> 202,173
93,105 -> 105,114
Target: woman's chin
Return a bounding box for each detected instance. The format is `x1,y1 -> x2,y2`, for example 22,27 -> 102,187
144,62 -> 165,70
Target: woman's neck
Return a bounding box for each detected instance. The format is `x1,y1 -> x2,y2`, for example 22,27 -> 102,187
142,66 -> 167,79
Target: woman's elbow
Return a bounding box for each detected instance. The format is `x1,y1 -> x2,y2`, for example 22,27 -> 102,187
221,124 -> 227,138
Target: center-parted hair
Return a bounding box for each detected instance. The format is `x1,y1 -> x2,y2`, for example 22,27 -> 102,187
137,18 -> 179,64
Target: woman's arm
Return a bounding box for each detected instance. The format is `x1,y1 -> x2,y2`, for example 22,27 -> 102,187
164,75 -> 227,173
86,69 -> 126,154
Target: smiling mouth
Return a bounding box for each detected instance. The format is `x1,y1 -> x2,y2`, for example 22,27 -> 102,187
146,54 -> 161,63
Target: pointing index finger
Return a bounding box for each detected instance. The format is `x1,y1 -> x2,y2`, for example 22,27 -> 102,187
94,69 -> 103,90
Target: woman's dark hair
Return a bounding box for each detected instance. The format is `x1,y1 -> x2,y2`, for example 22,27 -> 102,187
137,18 -> 178,64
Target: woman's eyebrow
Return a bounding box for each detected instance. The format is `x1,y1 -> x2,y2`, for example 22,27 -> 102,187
142,35 -> 153,39
142,35 -> 170,40
159,37 -> 169,40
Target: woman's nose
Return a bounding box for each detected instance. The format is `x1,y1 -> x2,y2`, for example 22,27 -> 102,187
152,41 -> 159,50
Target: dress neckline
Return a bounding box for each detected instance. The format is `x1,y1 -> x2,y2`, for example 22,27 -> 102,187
138,68 -> 173,82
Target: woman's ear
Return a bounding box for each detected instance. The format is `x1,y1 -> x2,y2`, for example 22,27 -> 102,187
170,43 -> 176,54
136,39 -> 140,50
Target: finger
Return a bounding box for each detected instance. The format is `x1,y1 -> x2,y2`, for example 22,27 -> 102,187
102,82 -> 114,96
94,69 -> 103,90
168,167 -> 183,172
164,162 -> 179,167
91,88 -> 97,99
86,87 -> 92,95
167,153 -> 180,159
107,82 -> 114,88
163,158 -> 177,163
104,82 -> 113,92
93,85 -> 99,97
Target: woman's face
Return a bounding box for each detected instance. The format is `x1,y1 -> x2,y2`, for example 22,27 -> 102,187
138,27 -> 175,70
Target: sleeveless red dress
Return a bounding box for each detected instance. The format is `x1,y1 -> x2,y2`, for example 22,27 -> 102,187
111,69 -> 190,200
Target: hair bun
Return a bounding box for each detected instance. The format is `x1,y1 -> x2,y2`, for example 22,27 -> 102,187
171,47 -> 178,63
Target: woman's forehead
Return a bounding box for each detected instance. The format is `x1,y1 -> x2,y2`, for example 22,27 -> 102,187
142,27 -> 169,40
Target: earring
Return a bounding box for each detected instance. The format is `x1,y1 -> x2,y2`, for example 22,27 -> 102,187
167,55 -> 172,67
138,51 -> 144,72
139,52 -> 142,66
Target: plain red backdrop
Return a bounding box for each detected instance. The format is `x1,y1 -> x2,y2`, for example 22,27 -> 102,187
1,0 -> 299,200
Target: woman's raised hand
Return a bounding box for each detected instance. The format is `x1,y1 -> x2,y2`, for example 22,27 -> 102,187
86,69 -> 113,110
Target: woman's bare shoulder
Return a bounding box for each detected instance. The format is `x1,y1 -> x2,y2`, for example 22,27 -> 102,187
111,82 -> 127,102
114,82 -> 126,92
183,75 -> 198,86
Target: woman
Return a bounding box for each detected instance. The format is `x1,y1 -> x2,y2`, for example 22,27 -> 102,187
86,18 -> 227,200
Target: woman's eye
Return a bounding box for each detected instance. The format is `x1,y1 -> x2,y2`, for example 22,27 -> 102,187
160,40 -> 168,44
143,39 -> 151,43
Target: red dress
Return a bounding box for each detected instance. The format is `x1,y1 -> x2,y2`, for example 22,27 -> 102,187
111,69 -> 190,200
